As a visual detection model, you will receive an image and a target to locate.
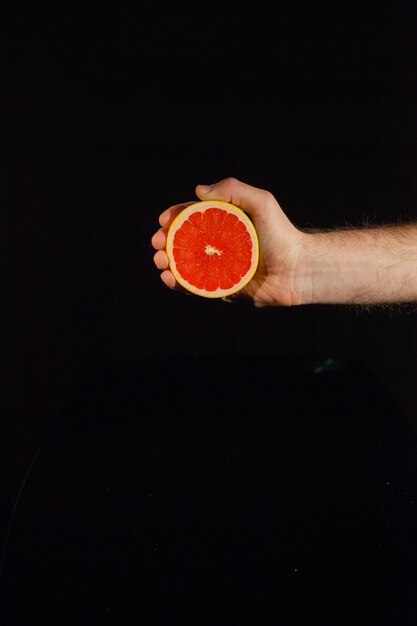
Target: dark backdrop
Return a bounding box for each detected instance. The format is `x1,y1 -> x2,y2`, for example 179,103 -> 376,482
2,0 -> 417,574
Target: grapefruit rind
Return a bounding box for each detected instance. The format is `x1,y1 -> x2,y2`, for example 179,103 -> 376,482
166,200 -> 259,298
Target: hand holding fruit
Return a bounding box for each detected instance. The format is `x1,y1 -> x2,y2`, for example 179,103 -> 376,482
151,177 -> 307,307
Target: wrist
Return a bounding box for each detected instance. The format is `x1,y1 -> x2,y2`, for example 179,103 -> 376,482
292,230 -> 371,306
293,230 -> 369,306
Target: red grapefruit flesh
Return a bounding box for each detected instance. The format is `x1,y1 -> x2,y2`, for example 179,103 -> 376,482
166,200 -> 259,298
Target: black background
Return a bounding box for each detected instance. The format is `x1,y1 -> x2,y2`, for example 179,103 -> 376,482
2,0 -> 417,595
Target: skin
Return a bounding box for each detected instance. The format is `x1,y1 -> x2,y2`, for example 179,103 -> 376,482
151,177 -> 417,307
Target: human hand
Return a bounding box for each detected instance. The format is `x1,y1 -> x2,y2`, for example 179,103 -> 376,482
151,177 -> 309,307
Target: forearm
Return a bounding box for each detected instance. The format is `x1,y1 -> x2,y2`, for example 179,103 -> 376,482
296,223 -> 417,305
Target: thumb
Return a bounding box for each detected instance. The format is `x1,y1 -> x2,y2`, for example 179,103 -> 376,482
195,177 -> 274,218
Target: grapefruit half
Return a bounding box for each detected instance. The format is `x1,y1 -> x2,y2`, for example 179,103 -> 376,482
166,200 -> 259,298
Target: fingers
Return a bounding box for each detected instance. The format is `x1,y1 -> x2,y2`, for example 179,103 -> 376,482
152,224 -> 191,296
152,200 -> 196,251
151,202 -> 193,296
160,269 -> 176,289
195,177 -> 276,217
153,249 -> 169,269
151,228 -> 168,251
158,200 -> 196,228
151,201 -> 200,289
160,269 -> 192,297
153,246 -> 180,290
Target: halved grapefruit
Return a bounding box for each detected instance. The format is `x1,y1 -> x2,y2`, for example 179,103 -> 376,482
166,200 -> 259,298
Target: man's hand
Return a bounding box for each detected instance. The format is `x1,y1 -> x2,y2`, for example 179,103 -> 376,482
151,177 -> 307,307
151,177 -> 417,307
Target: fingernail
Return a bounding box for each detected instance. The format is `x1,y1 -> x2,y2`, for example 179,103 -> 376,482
198,184 -> 213,195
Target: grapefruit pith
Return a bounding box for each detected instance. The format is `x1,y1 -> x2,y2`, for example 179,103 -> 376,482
166,200 -> 259,298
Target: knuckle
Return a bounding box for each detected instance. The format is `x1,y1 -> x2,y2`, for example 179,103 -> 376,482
262,190 -> 276,208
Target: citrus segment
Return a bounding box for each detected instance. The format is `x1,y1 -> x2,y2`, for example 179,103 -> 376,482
166,200 -> 259,298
